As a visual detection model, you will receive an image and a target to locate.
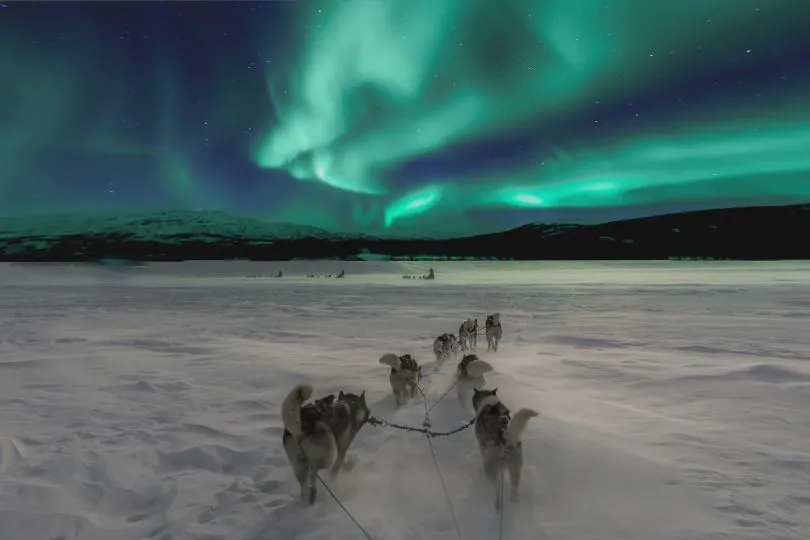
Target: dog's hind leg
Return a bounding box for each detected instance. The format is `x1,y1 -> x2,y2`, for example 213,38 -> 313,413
285,436 -> 314,506
330,449 -> 346,480
330,427 -> 352,480
306,468 -> 318,505
292,461 -> 311,506
483,449 -> 503,511
456,382 -> 467,406
507,452 -> 523,502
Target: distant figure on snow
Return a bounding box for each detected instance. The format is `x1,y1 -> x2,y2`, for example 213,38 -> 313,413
424,267 -> 435,280
276,270 -> 283,278
336,270 -> 345,278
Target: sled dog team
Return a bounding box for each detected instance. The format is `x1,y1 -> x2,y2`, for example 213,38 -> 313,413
281,312 -> 538,511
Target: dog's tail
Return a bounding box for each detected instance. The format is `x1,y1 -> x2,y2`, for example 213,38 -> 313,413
379,353 -> 402,370
505,408 -> 539,445
464,359 -> 494,378
281,383 -> 313,437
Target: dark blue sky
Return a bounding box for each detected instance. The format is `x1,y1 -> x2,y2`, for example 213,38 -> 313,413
1,1 -> 809,236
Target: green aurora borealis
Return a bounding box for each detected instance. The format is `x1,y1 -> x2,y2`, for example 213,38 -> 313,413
2,0 -> 810,236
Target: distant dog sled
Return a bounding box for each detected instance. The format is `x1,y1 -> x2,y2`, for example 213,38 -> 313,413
245,272 -> 282,278
306,269 -> 346,279
402,267 -> 435,280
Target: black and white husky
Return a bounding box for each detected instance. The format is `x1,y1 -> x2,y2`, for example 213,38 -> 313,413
458,318 -> 479,351
485,313 -> 503,352
433,333 -> 459,362
379,353 -> 423,406
472,387 -> 538,510
456,353 -> 494,406
281,384 -> 370,505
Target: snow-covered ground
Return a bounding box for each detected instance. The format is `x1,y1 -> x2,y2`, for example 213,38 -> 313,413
0,260 -> 808,540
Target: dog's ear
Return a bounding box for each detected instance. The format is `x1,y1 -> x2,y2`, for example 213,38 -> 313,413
360,390 -> 366,404
492,387 -> 498,394
338,390 -> 345,400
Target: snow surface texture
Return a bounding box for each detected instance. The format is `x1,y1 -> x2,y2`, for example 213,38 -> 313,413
1,260 -> 809,540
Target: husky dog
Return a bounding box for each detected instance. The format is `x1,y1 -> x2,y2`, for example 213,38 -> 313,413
458,318 -> 479,351
456,353 -> 494,406
433,333 -> 459,362
379,353 -> 423,406
281,384 -> 371,505
485,313 -> 503,352
472,387 -> 538,510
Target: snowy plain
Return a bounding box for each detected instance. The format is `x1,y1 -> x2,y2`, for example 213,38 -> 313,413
0,260 -> 809,540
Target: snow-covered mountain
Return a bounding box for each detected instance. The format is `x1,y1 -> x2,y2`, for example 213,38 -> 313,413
1,203 -> 809,261
0,210 -> 343,242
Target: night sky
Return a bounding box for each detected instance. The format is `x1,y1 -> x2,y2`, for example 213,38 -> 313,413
1,1 -> 809,237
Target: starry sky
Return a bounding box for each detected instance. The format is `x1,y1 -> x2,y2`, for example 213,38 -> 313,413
1,1 -> 809,237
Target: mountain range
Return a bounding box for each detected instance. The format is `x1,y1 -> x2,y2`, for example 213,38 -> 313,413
0,204 -> 808,261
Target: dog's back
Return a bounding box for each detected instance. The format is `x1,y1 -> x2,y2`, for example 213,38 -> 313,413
457,353 -> 476,377
398,353 -> 419,372
283,391 -> 338,464
457,353 -> 492,378
455,354 -> 493,406
331,390 -> 370,451
473,390 -> 511,447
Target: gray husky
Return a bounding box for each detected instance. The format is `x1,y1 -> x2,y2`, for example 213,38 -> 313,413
281,384 -> 370,505
485,313 -> 503,352
433,333 -> 459,362
458,318 -> 479,351
379,353 -> 423,406
472,387 -> 538,511
455,353 -> 494,406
